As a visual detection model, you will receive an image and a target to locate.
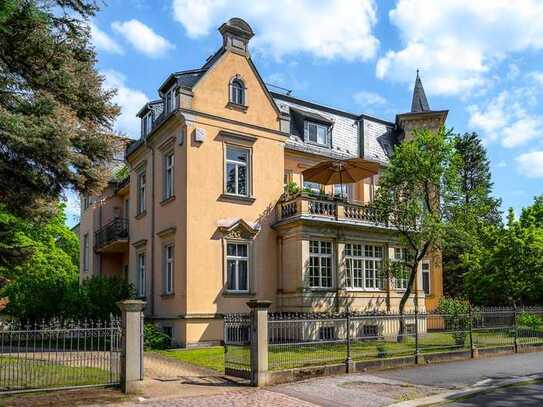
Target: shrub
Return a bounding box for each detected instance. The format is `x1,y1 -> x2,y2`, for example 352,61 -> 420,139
518,312 -> 542,331
144,322 -> 171,350
437,298 -> 471,346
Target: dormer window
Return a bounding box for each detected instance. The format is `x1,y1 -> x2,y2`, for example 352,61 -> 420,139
229,77 -> 245,106
304,121 -> 330,147
142,111 -> 153,136
165,87 -> 177,114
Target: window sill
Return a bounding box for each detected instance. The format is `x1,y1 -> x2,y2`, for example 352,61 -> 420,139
342,288 -> 386,293
223,291 -> 255,297
135,210 -> 147,220
226,102 -> 248,112
308,288 -> 335,292
219,194 -> 255,205
161,293 -> 175,298
160,195 -> 175,206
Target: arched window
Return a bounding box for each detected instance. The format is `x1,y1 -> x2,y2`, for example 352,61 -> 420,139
230,78 -> 245,106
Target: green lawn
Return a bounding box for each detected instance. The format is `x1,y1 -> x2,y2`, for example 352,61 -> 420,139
0,357 -> 112,390
154,330 -> 543,373
154,347 -> 226,372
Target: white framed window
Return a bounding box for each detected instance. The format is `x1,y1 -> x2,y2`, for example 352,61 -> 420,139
393,248 -> 409,290
345,243 -> 384,290
165,88 -> 176,114
422,260 -> 431,295
225,145 -> 250,197
364,244 -> 385,290
137,253 -> 146,297
83,234 -> 89,273
226,242 -> 249,292
230,78 -> 245,105
308,240 -> 333,288
164,244 -> 174,294
137,171 -> 146,214
163,151 -> 174,200
82,195 -> 89,211
304,121 -> 329,146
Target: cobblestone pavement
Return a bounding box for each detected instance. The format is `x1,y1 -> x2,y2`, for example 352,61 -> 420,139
104,389 -> 316,407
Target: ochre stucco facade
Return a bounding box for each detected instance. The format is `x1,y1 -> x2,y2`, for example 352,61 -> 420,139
79,18 -> 447,347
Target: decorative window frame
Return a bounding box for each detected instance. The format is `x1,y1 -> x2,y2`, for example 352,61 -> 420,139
135,163 -> 147,217
218,219 -> 259,295
227,75 -> 248,111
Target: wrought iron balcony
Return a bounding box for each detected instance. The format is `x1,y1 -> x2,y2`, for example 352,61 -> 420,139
95,217 -> 129,253
275,194 -> 392,229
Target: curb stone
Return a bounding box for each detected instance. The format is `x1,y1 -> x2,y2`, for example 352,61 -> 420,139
388,374 -> 543,406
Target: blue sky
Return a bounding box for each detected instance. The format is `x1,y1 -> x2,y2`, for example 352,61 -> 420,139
64,0 -> 543,226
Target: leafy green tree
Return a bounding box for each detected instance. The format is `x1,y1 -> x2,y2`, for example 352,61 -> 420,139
463,203 -> 543,306
0,0 -> 119,221
443,132 -> 502,297
373,128 -> 459,325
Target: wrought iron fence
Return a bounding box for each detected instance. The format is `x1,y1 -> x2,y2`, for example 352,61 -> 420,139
266,307 -> 543,372
223,313 -> 251,379
0,317 -> 122,393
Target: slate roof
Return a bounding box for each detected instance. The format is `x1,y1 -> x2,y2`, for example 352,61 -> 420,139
411,70 -> 430,113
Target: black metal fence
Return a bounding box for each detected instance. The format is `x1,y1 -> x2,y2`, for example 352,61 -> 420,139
223,313 -> 251,379
0,317 -> 122,393
266,307 -> 543,372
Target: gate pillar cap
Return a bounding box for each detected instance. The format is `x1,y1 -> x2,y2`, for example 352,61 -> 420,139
117,299 -> 146,312
246,300 -> 272,310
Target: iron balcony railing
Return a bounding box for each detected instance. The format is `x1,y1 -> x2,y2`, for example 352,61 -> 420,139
95,217 -> 129,250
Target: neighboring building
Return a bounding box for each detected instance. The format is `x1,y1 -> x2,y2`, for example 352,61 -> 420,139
79,18 -> 448,347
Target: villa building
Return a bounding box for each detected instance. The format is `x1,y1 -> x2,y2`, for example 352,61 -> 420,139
79,18 -> 448,347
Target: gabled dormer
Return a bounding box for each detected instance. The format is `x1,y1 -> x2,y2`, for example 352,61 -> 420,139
137,100 -> 163,138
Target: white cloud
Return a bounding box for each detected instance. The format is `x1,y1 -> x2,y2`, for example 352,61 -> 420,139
171,0 -> 379,61
528,71 -> 543,87
90,23 -> 124,54
468,91 -> 543,148
353,90 -> 387,107
377,0 -> 543,95
102,70 -> 149,138
516,151 -> 543,178
62,189 -> 80,228
112,19 -> 174,58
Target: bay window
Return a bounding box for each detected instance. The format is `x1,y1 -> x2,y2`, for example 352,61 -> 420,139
393,248 -> 409,290
422,260 -> 431,295
345,243 -> 384,290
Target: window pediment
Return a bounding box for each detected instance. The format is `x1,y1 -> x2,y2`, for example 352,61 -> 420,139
217,218 -> 259,240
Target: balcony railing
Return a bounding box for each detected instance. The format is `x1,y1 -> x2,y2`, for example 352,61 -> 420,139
95,218 -> 129,251
276,194 -> 389,227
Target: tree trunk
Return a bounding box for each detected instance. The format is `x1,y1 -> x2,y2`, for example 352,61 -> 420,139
397,261 -> 420,343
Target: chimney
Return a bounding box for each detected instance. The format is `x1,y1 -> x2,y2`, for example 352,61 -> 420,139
218,18 -> 254,56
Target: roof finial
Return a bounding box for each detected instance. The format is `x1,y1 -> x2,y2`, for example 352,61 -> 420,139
411,69 -> 430,113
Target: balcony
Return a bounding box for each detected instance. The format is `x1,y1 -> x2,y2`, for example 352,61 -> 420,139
275,194 -> 393,230
95,218 -> 129,253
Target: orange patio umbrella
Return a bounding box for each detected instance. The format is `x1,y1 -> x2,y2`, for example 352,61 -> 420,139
302,157 -> 380,196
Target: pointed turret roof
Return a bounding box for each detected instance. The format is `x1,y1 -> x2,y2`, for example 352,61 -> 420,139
411,70 -> 430,113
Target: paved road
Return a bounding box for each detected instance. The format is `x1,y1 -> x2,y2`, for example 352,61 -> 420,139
446,382 -> 543,406
374,352 -> 543,389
